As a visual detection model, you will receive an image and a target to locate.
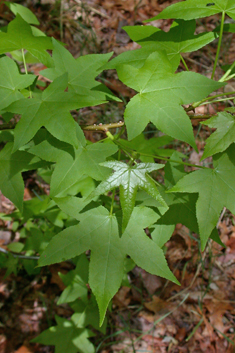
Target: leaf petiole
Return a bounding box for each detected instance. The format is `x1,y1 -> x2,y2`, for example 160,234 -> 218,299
21,48 -> 32,98
211,11 -> 225,80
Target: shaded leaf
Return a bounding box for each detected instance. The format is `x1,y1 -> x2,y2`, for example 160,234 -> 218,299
31,315 -> 95,353
201,112 -> 235,159
169,144 -> 235,249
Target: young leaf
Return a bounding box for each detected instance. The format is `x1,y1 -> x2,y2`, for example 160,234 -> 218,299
7,73 -> 105,151
121,206 -> 180,285
0,142 -> 41,212
124,20 -> 217,70
0,56 -> 36,110
5,2 -> 40,25
41,38 -> 120,101
0,14 -> 53,67
146,0 -> 235,22
87,160 -> 167,230
201,112 -> 235,159
116,51 -> 224,146
31,315 -> 95,353
169,144 -> 235,250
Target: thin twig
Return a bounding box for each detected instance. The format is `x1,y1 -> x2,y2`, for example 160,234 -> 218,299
0,247 -> 39,260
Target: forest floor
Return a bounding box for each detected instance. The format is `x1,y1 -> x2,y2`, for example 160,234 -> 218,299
0,0 -> 235,352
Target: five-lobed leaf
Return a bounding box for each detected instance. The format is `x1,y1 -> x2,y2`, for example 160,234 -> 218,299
146,0 -> 235,22
29,130 -> 118,197
169,144 -> 235,250
0,56 -> 36,111
123,20 -> 217,70
86,160 -> 167,230
7,73 -> 105,151
41,38 -> 121,102
116,50 -> 224,147
201,112 -> 235,159
0,14 -> 53,67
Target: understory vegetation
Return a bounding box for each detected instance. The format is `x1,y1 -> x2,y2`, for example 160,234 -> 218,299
0,0 -> 235,352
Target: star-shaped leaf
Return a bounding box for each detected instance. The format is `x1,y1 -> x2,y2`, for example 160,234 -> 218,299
7,73 -> 105,151
0,14 -> 53,67
169,144 -> 235,250
0,56 -> 36,110
0,142 -> 42,212
146,0 -> 235,22
116,50 -> 224,147
39,206 -> 178,325
201,112 -> 235,159
123,20 -> 217,70
28,130 -> 118,197
31,315 -> 95,353
40,38 -> 120,101
86,160 -> 167,230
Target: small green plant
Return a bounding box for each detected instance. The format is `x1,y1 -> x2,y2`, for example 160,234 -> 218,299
1,1 -> 235,351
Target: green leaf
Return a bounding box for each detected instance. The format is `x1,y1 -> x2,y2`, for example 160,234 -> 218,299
123,20 -> 217,70
0,142 -> 41,211
0,56 -> 36,110
29,132 -> 118,197
41,38 -> 121,101
58,254 -> 89,304
87,160 -> 167,230
31,315 -> 95,353
53,196 -> 91,220
201,112 -> 235,159
151,224 -> 175,248
0,14 -> 53,66
71,295 -> 107,333
121,206 -> 180,285
119,133 -> 175,162
39,206 -> 126,326
169,144 -> 235,250
5,2 -> 40,25
7,73 -> 104,151
146,0 -> 235,22
88,210 -> 125,325
116,51 -> 224,146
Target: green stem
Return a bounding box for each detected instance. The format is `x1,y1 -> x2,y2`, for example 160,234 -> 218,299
219,60 -> 235,82
109,190 -> 115,215
211,11 -> 225,80
199,96 -> 235,106
116,141 -> 209,169
180,54 -> 189,71
21,48 -> 32,98
189,90 -> 235,111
